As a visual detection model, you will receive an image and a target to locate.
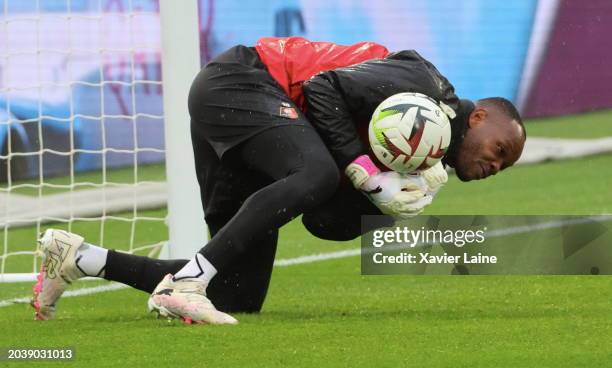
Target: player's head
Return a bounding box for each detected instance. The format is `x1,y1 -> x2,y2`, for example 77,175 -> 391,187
451,97 -> 526,182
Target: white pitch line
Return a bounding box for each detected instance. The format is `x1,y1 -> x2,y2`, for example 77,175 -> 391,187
274,248 -> 360,266
0,296 -> 31,308
2,215 -> 611,309
0,250 -> 364,308
0,283 -> 128,308
0,251 -> 358,308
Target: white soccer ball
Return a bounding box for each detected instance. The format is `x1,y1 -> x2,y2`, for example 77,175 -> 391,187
368,92 -> 451,173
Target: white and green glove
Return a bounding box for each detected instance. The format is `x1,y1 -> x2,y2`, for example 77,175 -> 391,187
360,171 -> 431,219
420,162 -> 448,196
345,156 -> 448,219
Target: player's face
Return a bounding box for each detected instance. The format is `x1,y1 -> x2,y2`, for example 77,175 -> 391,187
453,108 -> 525,182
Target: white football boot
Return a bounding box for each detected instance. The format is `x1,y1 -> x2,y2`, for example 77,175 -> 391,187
148,274 -> 238,325
31,229 -> 84,320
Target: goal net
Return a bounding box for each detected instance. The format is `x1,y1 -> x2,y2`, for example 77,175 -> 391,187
0,0 -> 205,282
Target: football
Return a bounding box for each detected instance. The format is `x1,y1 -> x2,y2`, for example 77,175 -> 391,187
368,92 -> 452,173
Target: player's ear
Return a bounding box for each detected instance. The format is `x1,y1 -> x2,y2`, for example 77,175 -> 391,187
468,107 -> 487,128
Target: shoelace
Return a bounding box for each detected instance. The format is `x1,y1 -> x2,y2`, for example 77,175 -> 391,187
176,280 -> 207,295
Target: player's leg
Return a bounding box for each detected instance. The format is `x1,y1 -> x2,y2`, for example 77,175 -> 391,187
32,133 -> 279,320
104,135 -> 279,312
149,46 -> 341,322
32,214 -> 277,320
151,124 -> 341,323
175,124 -> 340,277
204,213 -> 278,313
100,213 -> 278,313
169,127 -> 281,313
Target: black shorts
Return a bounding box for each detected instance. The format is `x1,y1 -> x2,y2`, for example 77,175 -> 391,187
188,45 -> 306,158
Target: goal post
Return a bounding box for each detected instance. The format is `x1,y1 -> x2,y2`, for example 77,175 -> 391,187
159,0 -> 207,260
0,0 -> 206,283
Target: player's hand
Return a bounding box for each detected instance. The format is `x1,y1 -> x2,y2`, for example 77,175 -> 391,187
361,171 -> 432,219
420,162 -> 448,196
345,154 -> 381,189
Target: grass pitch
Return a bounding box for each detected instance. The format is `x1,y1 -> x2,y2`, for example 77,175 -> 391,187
3,265 -> 612,367
1,112 -> 612,367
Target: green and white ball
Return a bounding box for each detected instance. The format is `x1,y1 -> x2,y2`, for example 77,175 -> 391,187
368,92 -> 451,173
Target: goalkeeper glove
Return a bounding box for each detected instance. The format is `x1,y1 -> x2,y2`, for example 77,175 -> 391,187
361,171 -> 432,219
420,162 -> 448,196
345,155 -> 381,189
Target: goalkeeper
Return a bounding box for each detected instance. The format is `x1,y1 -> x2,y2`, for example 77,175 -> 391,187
31,37 -> 525,324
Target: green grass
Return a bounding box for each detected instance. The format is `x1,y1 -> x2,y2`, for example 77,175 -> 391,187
1,153 -> 611,367
3,153 -> 611,278
2,266 -> 612,367
2,110 -> 612,367
427,153 -> 612,215
524,109 -> 612,138
2,163 -> 166,196
1,209 -> 168,276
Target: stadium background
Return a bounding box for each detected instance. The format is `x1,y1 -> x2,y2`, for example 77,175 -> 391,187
1,1 -> 612,367
2,0 -> 611,178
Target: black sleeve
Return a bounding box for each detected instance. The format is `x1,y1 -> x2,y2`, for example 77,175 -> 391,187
302,50 -> 460,170
302,75 -> 366,170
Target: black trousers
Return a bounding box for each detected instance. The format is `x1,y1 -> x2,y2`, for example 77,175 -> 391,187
105,125 -> 390,313
104,46 -> 391,313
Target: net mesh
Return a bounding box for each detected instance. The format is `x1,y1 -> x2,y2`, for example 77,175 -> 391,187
0,0 -> 168,280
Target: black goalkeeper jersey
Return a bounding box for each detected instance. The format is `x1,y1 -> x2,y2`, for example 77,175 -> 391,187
302,49 -> 474,169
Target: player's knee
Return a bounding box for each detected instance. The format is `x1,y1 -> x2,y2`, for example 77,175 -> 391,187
302,212 -> 361,241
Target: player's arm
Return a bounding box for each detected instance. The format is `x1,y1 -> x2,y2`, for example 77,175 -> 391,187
303,54 -> 456,217
302,74 -> 365,173
329,54 -> 456,116
302,70 -> 427,218
303,50 -> 459,170
302,75 -> 384,195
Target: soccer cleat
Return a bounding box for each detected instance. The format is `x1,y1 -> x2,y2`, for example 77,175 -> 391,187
148,274 -> 238,325
31,229 -> 85,320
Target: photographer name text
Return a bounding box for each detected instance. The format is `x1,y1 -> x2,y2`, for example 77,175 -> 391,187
372,252 -> 497,264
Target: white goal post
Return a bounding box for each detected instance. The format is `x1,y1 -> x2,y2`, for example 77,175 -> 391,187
0,0 -> 206,283
159,0 -> 207,260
